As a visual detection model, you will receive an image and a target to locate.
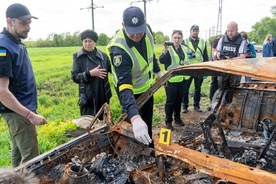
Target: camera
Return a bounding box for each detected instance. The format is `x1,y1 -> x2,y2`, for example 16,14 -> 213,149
164,41 -> 174,46
220,51 -> 234,60
187,51 -> 195,59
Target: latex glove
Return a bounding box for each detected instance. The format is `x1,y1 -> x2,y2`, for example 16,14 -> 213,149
156,71 -> 164,78
132,118 -> 152,145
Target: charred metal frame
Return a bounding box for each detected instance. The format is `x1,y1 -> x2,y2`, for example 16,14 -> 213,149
14,58 -> 276,183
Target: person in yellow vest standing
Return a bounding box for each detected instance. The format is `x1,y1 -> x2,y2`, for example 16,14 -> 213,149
106,6 -> 163,147
181,25 -> 209,113
159,30 -> 188,131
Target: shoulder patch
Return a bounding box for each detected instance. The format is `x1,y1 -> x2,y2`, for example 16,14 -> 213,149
113,55 -> 122,67
0,49 -> 7,57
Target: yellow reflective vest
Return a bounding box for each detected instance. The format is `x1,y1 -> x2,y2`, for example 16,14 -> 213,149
164,45 -> 189,83
184,38 -> 205,64
106,28 -> 154,94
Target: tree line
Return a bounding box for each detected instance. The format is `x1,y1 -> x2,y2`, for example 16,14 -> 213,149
24,30 -> 170,48
24,6 -> 275,48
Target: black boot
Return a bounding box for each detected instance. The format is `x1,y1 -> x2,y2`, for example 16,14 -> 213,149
165,122 -> 174,131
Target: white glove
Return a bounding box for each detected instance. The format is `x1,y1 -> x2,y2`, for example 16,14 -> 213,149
132,118 -> 152,145
156,71 -> 164,78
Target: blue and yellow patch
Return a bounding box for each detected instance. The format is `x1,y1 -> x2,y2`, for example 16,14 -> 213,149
0,49 -> 7,57
113,55 -> 122,67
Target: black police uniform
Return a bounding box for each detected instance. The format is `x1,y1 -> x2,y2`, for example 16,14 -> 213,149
109,28 -> 161,139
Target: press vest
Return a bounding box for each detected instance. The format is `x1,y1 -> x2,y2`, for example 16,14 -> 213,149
221,34 -> 243,57
0,33 -> 37,112
107,28 -> 154,94
184,38 -> 205,64
165,45 -> 188,82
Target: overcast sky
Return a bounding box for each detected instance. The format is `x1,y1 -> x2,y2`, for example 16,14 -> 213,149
0,0 -> 275,40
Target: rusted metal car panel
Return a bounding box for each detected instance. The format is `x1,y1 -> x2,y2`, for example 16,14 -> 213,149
13,57 -> 276,183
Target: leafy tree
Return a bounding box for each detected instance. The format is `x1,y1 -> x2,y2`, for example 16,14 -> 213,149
154,31 -> 169,44
249,17 -> 276,44
97,33 -> 110,46
271,5 -> 276,17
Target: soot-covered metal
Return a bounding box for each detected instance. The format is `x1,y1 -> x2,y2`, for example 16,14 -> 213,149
14,58 -> 276,184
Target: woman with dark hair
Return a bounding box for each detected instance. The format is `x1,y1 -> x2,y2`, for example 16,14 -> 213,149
159,30 -> 188,130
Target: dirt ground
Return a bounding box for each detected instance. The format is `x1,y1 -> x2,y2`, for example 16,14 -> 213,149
152,106 -> 211,143
68,97 -> 212,142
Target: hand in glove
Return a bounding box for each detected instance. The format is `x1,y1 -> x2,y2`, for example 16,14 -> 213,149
132,118 -> 152,145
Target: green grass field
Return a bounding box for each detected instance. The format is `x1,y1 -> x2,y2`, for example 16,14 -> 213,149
0,46 -> 212,166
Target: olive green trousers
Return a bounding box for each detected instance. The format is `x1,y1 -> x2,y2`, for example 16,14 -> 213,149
2,113 -> 39,168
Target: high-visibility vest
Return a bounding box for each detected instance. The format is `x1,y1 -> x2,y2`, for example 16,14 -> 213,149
164,45 -> 188,82
184,38 -> 205,64
107,27 -> 154,94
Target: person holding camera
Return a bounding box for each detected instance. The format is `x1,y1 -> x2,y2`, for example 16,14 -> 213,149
181,25 -> 209,113
215,22 -> 247,61
159,30 -> 188,131
106,6 -> 163,146
215,21 -> 247,88
71,30 -> 112,119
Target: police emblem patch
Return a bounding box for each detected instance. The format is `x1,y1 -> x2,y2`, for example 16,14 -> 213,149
113,55 -> 122,67
131,17 -> 139,25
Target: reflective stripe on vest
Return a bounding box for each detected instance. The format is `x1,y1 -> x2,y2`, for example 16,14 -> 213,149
107,28 -> 154,94
185,38 -> 205,64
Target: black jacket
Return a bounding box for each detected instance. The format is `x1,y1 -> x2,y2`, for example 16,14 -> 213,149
71,47 -> 112,109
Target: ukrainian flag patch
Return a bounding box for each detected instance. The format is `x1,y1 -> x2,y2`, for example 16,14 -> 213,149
0,49 -> 6,57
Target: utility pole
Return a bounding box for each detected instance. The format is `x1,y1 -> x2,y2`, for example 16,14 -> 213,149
80,0 -> 104,31
130,0 -> 159,19
216,0 -> 223,36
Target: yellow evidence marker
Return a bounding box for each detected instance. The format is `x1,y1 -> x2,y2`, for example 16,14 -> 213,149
159,128 -> 172,145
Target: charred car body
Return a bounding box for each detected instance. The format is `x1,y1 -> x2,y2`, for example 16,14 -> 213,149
14,58 -> 276,183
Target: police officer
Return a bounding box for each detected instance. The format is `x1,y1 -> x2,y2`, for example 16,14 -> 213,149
106,6 -> 163,146
215,21 -> 247,87
159,30 -> 188,131
182,25 -> 209,113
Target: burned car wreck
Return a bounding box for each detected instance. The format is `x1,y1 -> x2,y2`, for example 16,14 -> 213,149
15,58 -> 276,184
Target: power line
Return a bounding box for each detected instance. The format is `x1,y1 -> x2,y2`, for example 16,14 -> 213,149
130,0 -> 159,19
216,0 -> 223,36
80,0 -> 104,31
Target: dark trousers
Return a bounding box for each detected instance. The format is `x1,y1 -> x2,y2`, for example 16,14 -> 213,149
209,76 -> 218,101
80,99 -> 110,120
165,80 -> 186,122
2,113 -> 39,168
182,76 -> 203,108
